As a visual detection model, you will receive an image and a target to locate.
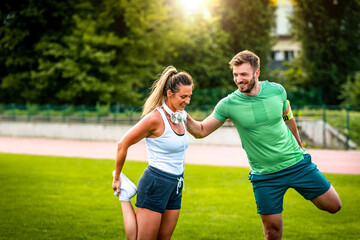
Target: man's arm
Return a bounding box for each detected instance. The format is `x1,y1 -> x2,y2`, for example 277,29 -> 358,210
186,114 -> 224,138
283,101 -> 303,148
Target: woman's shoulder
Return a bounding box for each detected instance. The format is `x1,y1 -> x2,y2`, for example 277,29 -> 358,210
139,108 -> 165,138
141,108 -> 163,127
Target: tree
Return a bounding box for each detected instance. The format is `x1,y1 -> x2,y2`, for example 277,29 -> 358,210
341,72 -> 360,106
161,1 -> 231,91
0,0 -> 184,105
290,0 -> 360,105
33,0 -> 182,105
0,0 -> 77,103
218,0 -> 276,76
0,0 -> 277,105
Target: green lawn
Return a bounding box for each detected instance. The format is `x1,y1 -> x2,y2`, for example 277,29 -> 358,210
0,153 -> 359,239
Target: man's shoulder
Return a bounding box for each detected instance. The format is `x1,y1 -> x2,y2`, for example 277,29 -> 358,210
261,80 -> 286,96
218,89 -> 240,104
213,90 -> 240,116
262,80 -> 285,90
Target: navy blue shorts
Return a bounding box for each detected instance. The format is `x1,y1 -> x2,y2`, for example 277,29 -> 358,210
249,154 -> 331,215
135,166 -> 184,213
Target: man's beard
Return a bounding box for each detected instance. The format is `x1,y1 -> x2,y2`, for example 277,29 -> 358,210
240,74 -> 256,93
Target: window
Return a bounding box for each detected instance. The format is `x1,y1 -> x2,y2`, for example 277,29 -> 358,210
271,51 -> 283,61
284,51 -> 294,61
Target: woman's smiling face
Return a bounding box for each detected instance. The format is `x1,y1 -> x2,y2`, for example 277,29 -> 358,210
166,85 -> 193,111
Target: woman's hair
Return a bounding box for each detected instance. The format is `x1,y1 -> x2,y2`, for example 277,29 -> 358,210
142,66 -> 193,117
229,50 -> 260,71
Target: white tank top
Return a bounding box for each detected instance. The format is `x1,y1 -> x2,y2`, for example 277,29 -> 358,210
145,107 -> 189,175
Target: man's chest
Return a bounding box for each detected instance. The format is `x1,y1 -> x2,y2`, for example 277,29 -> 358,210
227,96 -> 284,128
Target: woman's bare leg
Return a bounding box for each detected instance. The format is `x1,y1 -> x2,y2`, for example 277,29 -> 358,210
157,209 -> 180,240
136,207 -> 163,240
120,201 -> 137,240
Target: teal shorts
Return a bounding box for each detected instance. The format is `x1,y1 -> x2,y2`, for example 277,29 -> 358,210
249,154 -> 331,215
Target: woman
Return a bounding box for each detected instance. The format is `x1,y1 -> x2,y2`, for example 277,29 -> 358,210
112,66 -> 193,240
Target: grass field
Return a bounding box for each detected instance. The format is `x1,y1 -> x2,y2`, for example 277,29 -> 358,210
0,153 -> 359,240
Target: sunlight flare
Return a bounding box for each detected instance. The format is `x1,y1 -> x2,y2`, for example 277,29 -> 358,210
180,0 -> 203,11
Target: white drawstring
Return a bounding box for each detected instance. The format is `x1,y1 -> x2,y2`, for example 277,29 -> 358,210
177,177 -> 184,194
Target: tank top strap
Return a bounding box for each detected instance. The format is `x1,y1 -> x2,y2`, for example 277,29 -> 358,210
156,107 -> 171,130
181,115 -> 187,131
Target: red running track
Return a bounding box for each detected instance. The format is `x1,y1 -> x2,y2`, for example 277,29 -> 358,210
0,136 -> 359,175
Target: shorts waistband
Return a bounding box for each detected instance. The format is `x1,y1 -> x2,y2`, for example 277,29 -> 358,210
147,165 -> 184,181
249,154 -> 313,182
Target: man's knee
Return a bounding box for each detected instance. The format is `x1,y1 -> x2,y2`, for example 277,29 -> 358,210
264,225 -> 282,240
327,199 -> 341,214
311,186 -> 341,214
261,214 -> 283,240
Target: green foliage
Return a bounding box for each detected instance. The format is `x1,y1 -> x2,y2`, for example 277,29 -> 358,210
26,103 -> 39,115
261,66 -> 322,105
161,2 -> 232,90
341,72 -> 360,106
0,0 -> 277,105
34,12 -> 137,105
0,0 -> 182,105
62,105 -> 74,116
96,103 -> 111,117
32,0 -> 174,105
1,153 -> 359,239
190,88 -> 233,106
5,0 -> 360,108
290,0 -> 360,105
218,0 -> 276,76
0,0 -> 77,103
281,57 -> 308,91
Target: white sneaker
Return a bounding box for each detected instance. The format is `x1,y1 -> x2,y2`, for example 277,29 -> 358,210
112,170 -> 137,201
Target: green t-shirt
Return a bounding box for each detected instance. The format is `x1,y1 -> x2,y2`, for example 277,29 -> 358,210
212,81 -> 303,174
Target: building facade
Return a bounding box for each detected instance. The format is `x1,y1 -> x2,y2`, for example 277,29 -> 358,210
269,0 -> 300,69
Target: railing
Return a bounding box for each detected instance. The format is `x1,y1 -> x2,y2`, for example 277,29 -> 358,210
293,105 -> 359,149
0,103 -> 359,149
0,103 -> 141,124
0,103 -> 217,124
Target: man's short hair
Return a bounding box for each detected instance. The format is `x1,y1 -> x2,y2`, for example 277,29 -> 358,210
229,50 -> 260,71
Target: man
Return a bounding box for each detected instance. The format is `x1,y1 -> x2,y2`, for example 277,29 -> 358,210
186,50 -> 341,240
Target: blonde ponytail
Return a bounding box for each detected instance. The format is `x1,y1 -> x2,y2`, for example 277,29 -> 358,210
142,66 -> 194,117
142,66 -> 178,117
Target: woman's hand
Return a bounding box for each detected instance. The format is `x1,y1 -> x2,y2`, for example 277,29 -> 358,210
112,177 -> 121,196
